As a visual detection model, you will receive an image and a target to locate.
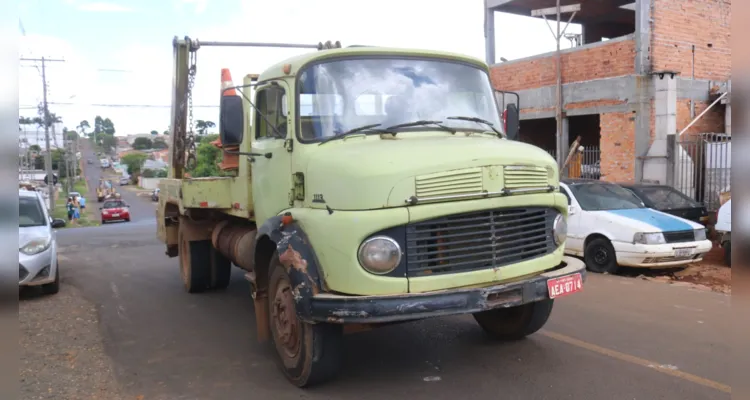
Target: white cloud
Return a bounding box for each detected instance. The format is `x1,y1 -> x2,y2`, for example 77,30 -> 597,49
177,0 -> 207,14
76,2 -> 134,12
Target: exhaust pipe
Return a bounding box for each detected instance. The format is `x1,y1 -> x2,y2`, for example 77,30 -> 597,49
211,221 -> 257,271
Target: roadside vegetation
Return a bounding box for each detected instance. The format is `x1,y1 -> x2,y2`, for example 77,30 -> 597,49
53,179 -> 99,228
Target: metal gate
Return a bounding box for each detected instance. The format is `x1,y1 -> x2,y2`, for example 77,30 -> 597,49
674,133 -> 731,211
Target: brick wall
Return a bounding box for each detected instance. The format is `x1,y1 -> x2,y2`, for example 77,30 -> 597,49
651,0 -> 731,80
490,38 -> 636,92
676,100 -> 725,139
600,111 -> 636,182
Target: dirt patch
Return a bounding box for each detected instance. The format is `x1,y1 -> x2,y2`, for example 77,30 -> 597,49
627,245 -> 731,294
20,283 -> 125,400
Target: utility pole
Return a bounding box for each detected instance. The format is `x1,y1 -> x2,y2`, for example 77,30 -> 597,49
21,56 -> 65,209
532,2 -> 580,172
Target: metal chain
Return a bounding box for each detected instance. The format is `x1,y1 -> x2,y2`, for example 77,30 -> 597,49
185,49 -> 198,171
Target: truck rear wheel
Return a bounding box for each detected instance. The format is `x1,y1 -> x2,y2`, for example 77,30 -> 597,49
472,299 -> 554,341
178,229 -> 212,293
210,247 -> 232,290
268,253 -> 343,387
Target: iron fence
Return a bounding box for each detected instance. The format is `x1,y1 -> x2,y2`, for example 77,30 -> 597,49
673,133 -> 731,211
545,146 -> 601,179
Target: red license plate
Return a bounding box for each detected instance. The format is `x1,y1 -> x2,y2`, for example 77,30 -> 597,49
547,273 -> 583,299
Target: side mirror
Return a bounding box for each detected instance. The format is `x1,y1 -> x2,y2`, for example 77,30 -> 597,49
219,94 -> 244,146
98,207 -> 103,210
505,103 -> 520,141
51,218 -> 66,228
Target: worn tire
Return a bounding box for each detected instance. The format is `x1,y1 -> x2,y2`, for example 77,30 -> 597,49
41,264 -> 60,295
210,247 -> 232,290
724,241 -> 731,267
178,228 -> 212,293
473,299 -> 554,341
268,253 -> 343,387
584,237 -> 619,274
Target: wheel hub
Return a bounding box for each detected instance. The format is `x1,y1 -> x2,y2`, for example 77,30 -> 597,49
271,281 -> 300,360
594,247 -> 608,264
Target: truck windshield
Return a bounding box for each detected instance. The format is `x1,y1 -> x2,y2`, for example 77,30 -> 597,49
296,57 -> 501,141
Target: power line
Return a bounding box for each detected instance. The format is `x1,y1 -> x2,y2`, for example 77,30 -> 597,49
20,102 -> 219,109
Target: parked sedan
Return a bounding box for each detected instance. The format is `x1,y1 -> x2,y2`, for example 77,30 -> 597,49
19,190 -> 66,295
100,199 -> 131,224
618,183 -> 709,225
560,179 -> 712,274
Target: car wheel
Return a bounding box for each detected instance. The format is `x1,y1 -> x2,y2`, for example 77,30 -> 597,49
473,299 -> 554,341
268,252 -> 343,387
178,228 -> 212,293
41,265 -> 60,295
724,241 -> 731,267
584,237 -> 619,274
101,219 -> 106,224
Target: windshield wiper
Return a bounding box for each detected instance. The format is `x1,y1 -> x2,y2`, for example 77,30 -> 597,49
446,116 -> 502,137
385,120 -> 456,134
318,124 -> 395,145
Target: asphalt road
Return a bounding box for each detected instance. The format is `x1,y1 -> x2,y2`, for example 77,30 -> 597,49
49,142 -> 731,399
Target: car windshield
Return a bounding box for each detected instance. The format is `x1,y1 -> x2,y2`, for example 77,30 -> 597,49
637,186 -> 700,210
19,196 -> 47,227
568,182 -> 645,211
295,57 -> 502,141
104,201 -> 125,209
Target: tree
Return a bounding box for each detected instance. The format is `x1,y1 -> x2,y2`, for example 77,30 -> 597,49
133,137 -> 153,150
101,134 -> 117,153
141,168 -> 156,178
102,118 -> 115,135
163,130 -> 169,135
35,148 -> 79,178
77,120 -> 90,136
29,144 -> 41,152
121,153 -> 148,176
152,136 -> 168,150
63,127 -> 78,140
150,130 -> 158,135
195,120 -> 215,135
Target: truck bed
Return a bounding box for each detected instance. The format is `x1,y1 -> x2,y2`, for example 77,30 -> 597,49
159,177 -> 235,209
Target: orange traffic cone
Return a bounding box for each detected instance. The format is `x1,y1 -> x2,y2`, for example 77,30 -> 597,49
215,68 -> 239,171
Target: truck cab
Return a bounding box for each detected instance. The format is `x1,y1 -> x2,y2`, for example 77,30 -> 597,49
156,40 -> 585,388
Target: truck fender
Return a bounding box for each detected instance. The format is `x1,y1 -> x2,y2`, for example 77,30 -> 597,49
256,216 -> 323,322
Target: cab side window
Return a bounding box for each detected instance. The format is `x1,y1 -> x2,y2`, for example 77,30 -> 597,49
254,85 -> 287,140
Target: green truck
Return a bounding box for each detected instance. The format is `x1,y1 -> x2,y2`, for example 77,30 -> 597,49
157,37 -> 586,387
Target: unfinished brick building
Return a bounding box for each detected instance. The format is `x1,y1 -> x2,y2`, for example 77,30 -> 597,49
484,0 -> 730,194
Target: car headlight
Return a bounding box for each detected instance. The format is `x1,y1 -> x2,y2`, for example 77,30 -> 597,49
633,232 -> 666,245
553,213 -> 567,246
358,236 -> 402,275
20,236 -> 52,255
694,228 -> 707,241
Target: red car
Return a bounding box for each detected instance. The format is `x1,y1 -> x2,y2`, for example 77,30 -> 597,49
100,200 -> 131,224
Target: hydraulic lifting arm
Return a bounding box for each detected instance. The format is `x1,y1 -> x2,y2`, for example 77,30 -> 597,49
167,37 -> 342,180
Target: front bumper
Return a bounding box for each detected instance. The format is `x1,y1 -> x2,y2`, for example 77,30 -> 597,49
613,239 -> 713,268
308,256 -> 586,324
102,212 -> 130,221
19,247 -> 57,286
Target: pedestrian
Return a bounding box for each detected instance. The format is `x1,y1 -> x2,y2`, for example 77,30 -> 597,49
78,195 -> 87,212
72,196 -> 81,224
66,197 -> 75,223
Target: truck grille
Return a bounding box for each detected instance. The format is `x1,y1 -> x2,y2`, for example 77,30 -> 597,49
19,264 -> 28,281
405,207 -> 558,277
415,168 -> 483,199
503,165 -> 549,189
663,230 -> 695,243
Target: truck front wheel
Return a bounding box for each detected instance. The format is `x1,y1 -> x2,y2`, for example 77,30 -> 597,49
268,254 -> 343,387
472,299 -> 554,341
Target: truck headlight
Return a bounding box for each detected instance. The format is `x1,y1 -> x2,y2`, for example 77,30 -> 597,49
358,236 -> 401,275
553,213 -> 567,246
694,228 -> 707,241
20,236 -> 52,255
633,232 -> 666,245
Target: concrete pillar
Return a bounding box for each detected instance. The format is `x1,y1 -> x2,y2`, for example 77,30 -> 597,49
484,1 -> 495,65
643,73 -> 677,184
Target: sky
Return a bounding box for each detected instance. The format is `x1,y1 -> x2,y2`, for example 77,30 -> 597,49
18,0 -> 582,139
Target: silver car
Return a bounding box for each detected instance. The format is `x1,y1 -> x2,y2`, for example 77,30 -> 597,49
19,190 -> 66,295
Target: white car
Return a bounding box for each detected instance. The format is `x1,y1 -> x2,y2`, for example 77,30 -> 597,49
19,190 -> 66,294
560,180 -> 712,273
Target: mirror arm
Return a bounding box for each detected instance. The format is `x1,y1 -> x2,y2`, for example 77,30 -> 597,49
223,149 -> 272,159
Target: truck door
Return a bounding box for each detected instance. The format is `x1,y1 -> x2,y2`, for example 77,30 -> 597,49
251,81 -> 293,223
